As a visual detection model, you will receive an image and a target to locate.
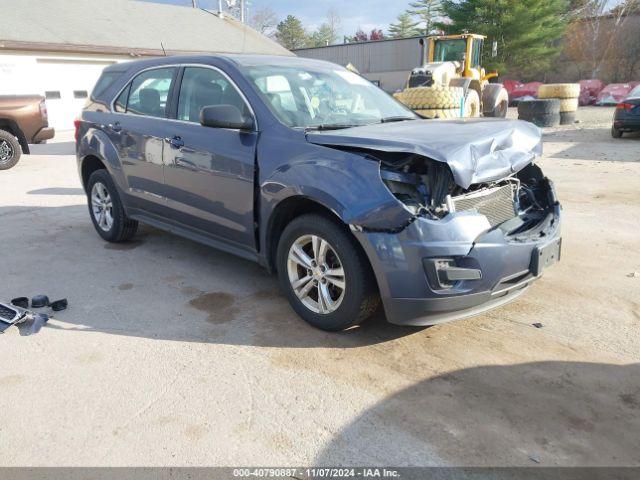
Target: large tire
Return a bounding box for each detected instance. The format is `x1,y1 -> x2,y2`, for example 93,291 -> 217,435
483,87 -> 509,118
560,111 -> 576,125
86,169 -> 138,243
465,89 -> 481,117
0,129 -> 21,170
276,214 -> 379,331
538,83 -> 580,99
521,113 -> 561,128
558,98 -> 579,113
415,108 -> 461,119
517,99 -> 561,117
398,85 -> 464,109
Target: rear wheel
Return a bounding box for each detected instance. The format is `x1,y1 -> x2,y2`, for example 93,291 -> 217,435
0,129 -> 21,170
611,125 -> 623,138
276,214 -> 379,331
485,88 -> 509,118
87,169 -> 138,242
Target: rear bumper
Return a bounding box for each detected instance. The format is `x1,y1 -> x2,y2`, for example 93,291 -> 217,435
354,204 -> 561,327
32,127 -> 55,143
613,119 -> 640,131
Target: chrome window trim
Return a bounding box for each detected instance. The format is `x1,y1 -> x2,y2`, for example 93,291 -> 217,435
109,63 -> 258,131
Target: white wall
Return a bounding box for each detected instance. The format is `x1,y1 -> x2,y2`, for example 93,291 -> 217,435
0,51 -> 133,131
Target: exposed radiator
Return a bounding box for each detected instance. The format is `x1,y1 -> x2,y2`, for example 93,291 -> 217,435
451,184 -> 517,227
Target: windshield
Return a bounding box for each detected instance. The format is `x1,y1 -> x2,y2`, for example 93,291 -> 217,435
433,39 -> 467,62
243,65 -> 417,129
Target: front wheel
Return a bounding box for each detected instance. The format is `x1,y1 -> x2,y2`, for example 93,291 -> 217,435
276,214 -> 379,331
0,129 -> 21,170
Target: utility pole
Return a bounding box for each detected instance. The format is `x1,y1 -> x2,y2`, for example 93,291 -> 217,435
191,0 -> 197,7
240,0 -> 245,23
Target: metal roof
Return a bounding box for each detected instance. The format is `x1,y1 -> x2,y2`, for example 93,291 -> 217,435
0,0 -> 292,57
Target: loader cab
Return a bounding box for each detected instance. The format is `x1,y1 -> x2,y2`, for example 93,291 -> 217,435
428,34 -> 486,79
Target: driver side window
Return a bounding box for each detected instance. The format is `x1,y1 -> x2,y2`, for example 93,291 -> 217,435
177,67 -> 249,123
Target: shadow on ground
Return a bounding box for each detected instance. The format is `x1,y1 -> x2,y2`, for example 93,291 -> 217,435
316,361 -> 640,466
3,204 -> 425,348
28,141 -> 75,156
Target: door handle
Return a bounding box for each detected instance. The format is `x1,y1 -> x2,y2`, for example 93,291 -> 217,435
107,122 -> 122,133
166,136 -> 184,149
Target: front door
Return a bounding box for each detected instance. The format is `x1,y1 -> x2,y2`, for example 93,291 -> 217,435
163,66 -> 258,250
109,66 -> 177,211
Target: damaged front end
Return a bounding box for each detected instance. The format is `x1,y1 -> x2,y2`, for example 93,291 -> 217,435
374,150 -> 559,240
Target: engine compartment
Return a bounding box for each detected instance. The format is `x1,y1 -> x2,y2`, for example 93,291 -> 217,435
371,151 -> 557,237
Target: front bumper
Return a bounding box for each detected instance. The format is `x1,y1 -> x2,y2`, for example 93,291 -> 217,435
32,127 -> 55,143
353,204 -> 561,326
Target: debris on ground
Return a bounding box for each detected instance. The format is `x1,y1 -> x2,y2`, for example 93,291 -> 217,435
627,272 -> 640,278
533,322 -> 544,328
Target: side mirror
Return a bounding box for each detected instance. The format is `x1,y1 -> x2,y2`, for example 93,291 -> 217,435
200,105 -> 254,131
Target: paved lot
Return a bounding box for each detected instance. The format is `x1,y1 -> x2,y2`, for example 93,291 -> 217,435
1,108 -> 639,466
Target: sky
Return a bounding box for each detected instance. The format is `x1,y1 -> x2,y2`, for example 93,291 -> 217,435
139,0 -> 415,38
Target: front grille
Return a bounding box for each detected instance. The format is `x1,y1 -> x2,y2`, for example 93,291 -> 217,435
0,303 -> 19,323
452,184 -> 517,227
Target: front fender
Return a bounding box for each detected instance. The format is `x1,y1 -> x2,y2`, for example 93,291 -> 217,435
262,145 -> 413,230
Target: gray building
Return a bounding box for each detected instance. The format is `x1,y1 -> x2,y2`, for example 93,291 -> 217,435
294,37 -> 425,92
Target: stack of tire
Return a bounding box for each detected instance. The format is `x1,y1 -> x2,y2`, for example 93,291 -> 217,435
538,83 -> 580,125
393,85 -> 480,119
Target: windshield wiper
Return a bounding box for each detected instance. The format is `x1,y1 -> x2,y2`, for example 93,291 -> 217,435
380,116 -> 416,123
305,124 -> 359,131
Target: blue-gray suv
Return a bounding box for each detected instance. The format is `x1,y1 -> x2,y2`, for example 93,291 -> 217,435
76,55 -> 561,331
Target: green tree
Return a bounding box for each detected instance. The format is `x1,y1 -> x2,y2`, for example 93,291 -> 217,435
408,0 -> 442,35
276,15 -> 308,50
308,24 -> 335,47
388,12 -> 421,38
436,0 -> 569,79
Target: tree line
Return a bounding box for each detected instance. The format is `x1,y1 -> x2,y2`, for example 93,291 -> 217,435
249,0 -> 640,81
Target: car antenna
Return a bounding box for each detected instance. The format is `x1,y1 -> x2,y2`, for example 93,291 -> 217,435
160,42 -> 167,56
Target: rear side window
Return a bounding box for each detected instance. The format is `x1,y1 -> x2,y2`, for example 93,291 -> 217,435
124,67 -> 175,118
92,72 -> 122,98
177,67 -> 249,123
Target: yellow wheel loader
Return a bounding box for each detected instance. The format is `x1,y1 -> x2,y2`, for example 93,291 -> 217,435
394,34 -> 509,119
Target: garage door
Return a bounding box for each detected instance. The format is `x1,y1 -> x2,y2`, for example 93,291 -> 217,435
36,59 -> 114,130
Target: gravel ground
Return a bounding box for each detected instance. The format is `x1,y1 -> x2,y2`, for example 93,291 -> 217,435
0,107 -> 639,467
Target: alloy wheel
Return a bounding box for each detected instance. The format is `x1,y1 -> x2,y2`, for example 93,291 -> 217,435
91,182 -> 114,232
0,140 -> 13,164
287,234 -> 346,314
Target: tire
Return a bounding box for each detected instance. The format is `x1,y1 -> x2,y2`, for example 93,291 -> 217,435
399,85 -> 464,109
611,125 -> 623,138
520,112 -> 561,128
86,169 -> 138,242
464,89 -> 481,117
484,87 -> 509,118
517,99 -> 560,117
415,108 -> 461,119
538,83 -> 580,99
558,98 -> 579,113
276,214 -> 379,331
0,129 -> 21,170
560,111 -> 576,125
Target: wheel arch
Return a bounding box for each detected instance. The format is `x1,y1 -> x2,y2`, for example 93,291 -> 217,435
0,119 -> 29,154
80,154 -> 108,191
264,195 -> 345,273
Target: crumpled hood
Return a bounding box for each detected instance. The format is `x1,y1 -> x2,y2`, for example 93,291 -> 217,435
306,118 -> 542,189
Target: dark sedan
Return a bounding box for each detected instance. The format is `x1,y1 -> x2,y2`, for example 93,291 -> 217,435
612,85 -> 640,138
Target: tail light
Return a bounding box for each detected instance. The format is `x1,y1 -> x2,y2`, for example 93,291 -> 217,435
39,99 -> 48,122
616,102 -> 633,110
74,119 -> 81,143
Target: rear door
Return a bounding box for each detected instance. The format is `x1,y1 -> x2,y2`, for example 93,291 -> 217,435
162,65 -> 258,249
109,67 -> 178,212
